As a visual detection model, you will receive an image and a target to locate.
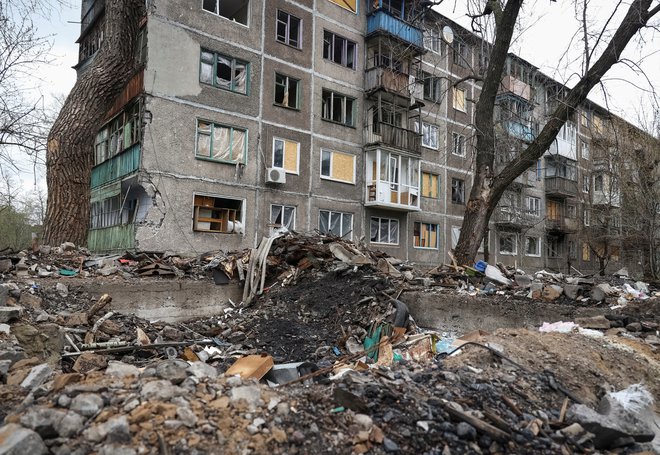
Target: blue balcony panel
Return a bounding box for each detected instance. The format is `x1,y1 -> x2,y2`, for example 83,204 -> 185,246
367,10 -> 424,50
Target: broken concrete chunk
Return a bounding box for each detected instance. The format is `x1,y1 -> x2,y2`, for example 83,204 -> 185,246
20,363 -> 52,390
84,415 -> 130,443
574,315 -> 610,330
186,361 -> 218,380
527,282 -> 543,300
0,258 -> 13,273
19,293 -> 43,310
0,306 -> 22,323
0,423 -> 48,455
329,243 -> 372,266
140,380 -> 185,401
60,242 -> 77,252
70,393 -> 105,417
19,406 -> 83,439
563,284 -> 583,300
542,285 -> 563,301
106,361 -> 141,378
55,282 -> 68,297
73,352 -> 108,374
229,385 -> 262,410
155,359 -> 189,384
376,258 -> 402,277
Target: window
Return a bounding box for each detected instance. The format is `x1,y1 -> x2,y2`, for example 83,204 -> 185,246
499,232 -> 517,255
525,237 -> 541,257
370,217 -> 399,244
202,0 -> 249,25
200,50 -> 248,94
276,10 -> 301,48
583,209 -> 590,226
323,31 -> 356,69
536,159 -> 542,180
582,242 -> 590,261
274,74 -> 300,109
90,195 -> 120,229
452,132 -> 465,156
421,123 -> 439,149
581,140 -> 589,160
592,115 -> 603,134
452,41 -> 469,67
321,149 -> 355,184
272,138 -> 299,174
593,174 -> 604,192
327,0 -> 357,13
424,28 -> 441,53
582,175 -> 590,193
270,205 -> 295,231
414,222 -> 439,249
567,204 -> 577,219
547,237 -> 561,258
196,120 -> 247,164
451,178 -> 465,205
319,210 -> 353,239
421,172 -> 439,198
525,196 -> 540,217
193,195 -> 244,233
136,28 -> 147,65
321,90 -> 355,126
453,87 -> 466,112
568,240 -> 577,259
581,111 -> 590,127
94,101 -> 142,165
423,73 -> 441,102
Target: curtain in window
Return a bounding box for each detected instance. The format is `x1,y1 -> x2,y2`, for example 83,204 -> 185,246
234,62 -> 247,93
213,126 -> 231,161
200,52 -> 214,84
232,129 -> 246,162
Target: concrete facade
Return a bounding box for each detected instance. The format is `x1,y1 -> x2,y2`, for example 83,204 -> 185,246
80,0 -> 650,275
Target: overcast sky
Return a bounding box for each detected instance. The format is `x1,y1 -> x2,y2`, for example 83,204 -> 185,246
11,0 -> 660,195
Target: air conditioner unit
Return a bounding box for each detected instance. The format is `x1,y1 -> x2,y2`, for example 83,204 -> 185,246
266,167 -> 286,184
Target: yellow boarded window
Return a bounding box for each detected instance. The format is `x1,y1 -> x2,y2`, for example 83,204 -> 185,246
327,0 -> 357,13
582,242 -> 590,261
413,222 -> 438,249
321,149 -> 355,183
453,87 -> 466,111
421,172 -> 439,198
273,138 -> 299,174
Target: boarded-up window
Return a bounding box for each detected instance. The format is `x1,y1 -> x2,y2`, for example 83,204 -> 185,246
582,242 -> 590,261
421,172 -> 438,198
196,120 -> 246,164
413,222 -> 438,249
327,0 -> 357,13
321,150 -> 355,183
453,87 -> 466,112
273,138 -> 299,174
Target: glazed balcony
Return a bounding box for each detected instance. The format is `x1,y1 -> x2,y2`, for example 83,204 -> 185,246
366,10 -> 424,52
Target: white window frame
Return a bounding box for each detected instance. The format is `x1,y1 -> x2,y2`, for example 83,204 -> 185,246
421,122 -> 439,149
275,10 -> 301,48
370,217 -> 399,245
272,138 -> 300,174
320,149 -> 356,184
452,132 -> 465,156
593,174 -> 604,192
322,30 -> 357,69
413,221 -> 439,249
451,178 -> 465,205
581,140 -> 589,160
202,0 -> 250,27
319,210 -> 353,239
525,236 -> 541,257
582,175 -> 590,193
269,204 -> 296,230
321,89 -> 355,126
583,209 -> 590,226
525,196 -> 540,217
499,232 -> 517,255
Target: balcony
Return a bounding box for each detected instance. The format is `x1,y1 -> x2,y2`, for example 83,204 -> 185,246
88,224 -> 135,253
545,176 -> 578,198
364,122 -> 421,155
365,149 -> 420,212
500,75 -> 531,100
366,10 -> 424,52
366,181 -> 420,211
91,143 -> 141,189
493,207 -> 537,230
365,67 -> 424,100
504,121 -> 536,142
592,190 -> 621,207
546,217 -> 576,233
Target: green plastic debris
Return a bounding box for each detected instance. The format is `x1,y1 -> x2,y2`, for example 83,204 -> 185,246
58,269 -> 77,276
393,352 -> 403,362
330,406 -> 345,413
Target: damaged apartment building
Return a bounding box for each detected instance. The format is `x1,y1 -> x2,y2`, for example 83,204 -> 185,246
79,0 -> 656,274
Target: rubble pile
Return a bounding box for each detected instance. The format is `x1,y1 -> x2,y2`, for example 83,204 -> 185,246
0,233 -> 659,454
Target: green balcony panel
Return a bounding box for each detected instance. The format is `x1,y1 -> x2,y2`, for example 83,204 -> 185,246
91,143 -> 141,188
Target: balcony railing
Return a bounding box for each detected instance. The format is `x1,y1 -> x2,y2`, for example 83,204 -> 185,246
546,217 -> 576,233
501,75 -> 531,100
494,207 -> 537,228
365,67 -> 424,100
545,176 -> 578,197
366,10 -> 424,51
366,181 -> 420,211
91,143 -> 141,189
364,122 -> 421,154
504,121 -> 536,142
88,224 -> 135,253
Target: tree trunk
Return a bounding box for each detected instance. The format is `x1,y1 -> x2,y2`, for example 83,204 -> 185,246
42,0 -> 144,246
453,0 -> 660,265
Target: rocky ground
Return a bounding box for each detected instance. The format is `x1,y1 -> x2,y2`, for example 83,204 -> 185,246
0,234 -> 658,454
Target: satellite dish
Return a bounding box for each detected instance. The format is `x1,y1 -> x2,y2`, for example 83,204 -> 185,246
442,26 -> 454,44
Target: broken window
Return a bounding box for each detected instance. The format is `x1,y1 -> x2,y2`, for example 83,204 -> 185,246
547,237 -> 561,258
421,172 -> 438,198
451,178 -> 465,205
499,232 -> 517,255
193,195 -> 244,233
582,175 -> 590,193
452,132 -> 465,156
423,73 -> 442,101
424,28 -> 441,53
94,99 -> 142,166
321,90 -> 355,126
200,50 -> 248,94
525,237 -> 540,256
136,27 -> 147,65
274,74 -> 300,109
202,0 -> 249,25
196,120 -> 247,164
567,204 -> 577,219
270,205 -> 295,231
78,19 -> 104,63
319,210 -> 353,239
581,140 -> 589,160
593,174 -> 604,192
413,222 -> 438,249
90,195 -> 121,229
327,0 -> 357,13
453,87 -> 466,112
320,149 -> 355,184
272,138 -> 299,174
568,240 -> 577,259
323,31 -> 356,69
582,242 -> 590,261
276,10 -> 301,48
370,217 -> 399,244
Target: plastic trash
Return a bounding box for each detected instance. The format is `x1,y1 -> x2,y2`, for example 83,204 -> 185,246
474,260 -> 487,273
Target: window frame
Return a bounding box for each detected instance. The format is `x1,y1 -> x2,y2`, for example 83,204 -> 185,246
452,132 -> 466,156
413,221 -> 439,249
583,209 -> 590,226
320,149 -> 356,184
421,172 -> 439,198
421,122 -> 439,149
525,236 -> 541,257
453,87 -> 466,112
272,137 -> 300,174
195,119 -> 248,165
525,196 -> 540,217
422,72 -> 441,102
199,49 -> 249,95
323,30 -> 357,69
499,232 -> 517,255
321,89 -> 355,126
319,209 -> 353,239
582,174 -> 590,193
192,193 -> 245,234
451,178 -> 465,205
275,10 -> 302,49
269,204 -> 296,231
593,174 -> 604,192
370,217 -> 399,245
201,0 -> 250,27
452,40 -> 469,67
274,73 -> 301,110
